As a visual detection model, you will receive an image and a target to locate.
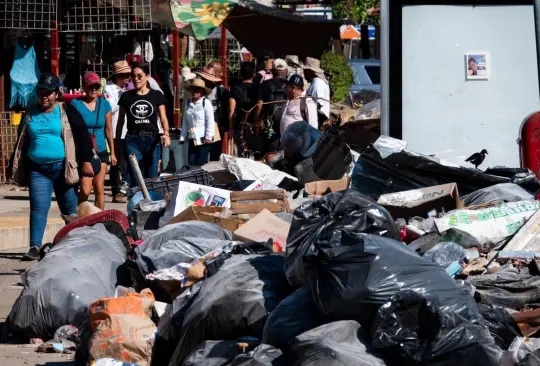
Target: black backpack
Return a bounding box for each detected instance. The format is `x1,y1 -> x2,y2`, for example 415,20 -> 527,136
265,79 -> 287,127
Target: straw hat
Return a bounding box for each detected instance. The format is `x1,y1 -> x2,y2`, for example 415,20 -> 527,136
185,78 -> 212,96
112,60 -> 131,75
303,57 -> 325,77
196,65 -> 222,82
181,66 -> 196,81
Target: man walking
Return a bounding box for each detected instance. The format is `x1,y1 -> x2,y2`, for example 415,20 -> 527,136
304,57 -> 330,126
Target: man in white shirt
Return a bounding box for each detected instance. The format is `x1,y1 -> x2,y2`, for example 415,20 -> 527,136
280,74 -> 318,135
304,57 -> 330,125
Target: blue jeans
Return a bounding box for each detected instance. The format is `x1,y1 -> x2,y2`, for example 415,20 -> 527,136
29,162 -> 78,248
125,134 -> 161,186
188,139 -> 212,166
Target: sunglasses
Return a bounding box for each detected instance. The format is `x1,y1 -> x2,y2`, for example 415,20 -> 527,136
88,84 -> 101,91
118,73 -> 131,79
131,73 -> 145,80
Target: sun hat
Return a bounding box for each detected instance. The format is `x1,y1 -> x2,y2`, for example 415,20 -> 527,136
181,67 -> 196,81
273,59 -> 287,71
195,65 -> 222,83
303,57 -> 325,76
83,71 -> 101,87
112,60 -> 131,75
186,78 -> 212,96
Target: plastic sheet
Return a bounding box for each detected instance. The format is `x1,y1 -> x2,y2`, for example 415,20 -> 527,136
182,340 -> 243,366
229,344 -> 286,365
289,320 -> 386,366
478,303 -> 521,350
262,287 -> 329,351
168,255 -> 292,365
284,189 -> 400,288
500,337 -> 540,366
8,225 -> 127,339
462,183 -> 534,206
371,291 -> 501,366
422,242 -> 466,268
133,221 -> 233,277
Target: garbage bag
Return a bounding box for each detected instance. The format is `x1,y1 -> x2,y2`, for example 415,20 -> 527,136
500,337 -> 540,366
8,225 -> 127,339
152,282 -> 204,366
422,242 -> 466,268
306,231 -> 483,330
467,261 -> 540,309
289,320 -> 385,366
285,189 -> 400,287
262,287 -> 329,351
478,303 -> 521,350
484,167 -> 540,194
182,340 -> 243,366
169,255 -> 292,365
133,221 -> 233,277
462,183 -> 534,206
229,344 -> 286,365
516,349 -> 540,366
371,291 -> 501,366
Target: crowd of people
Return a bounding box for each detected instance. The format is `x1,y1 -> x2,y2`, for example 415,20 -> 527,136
9,51 -> 331,261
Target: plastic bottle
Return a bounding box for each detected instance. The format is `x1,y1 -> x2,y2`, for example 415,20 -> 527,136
53,325 -> 78,343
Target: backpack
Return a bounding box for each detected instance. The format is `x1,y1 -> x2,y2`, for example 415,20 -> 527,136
231,83 -> 256,125
265,79 -> 288,127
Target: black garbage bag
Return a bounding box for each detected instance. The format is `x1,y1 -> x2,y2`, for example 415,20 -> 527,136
371,291 -> 500,366
284,189 -> 400,287
182,340 -> 243,366
517,349 -> 540,366
484,167 -> 540,194
478,303 -> 521,350
467,261 -> 540,310
289,320 -> 386,365
462,183 -> 534,206
169,255 -> 293,365
8,225 -> 127,339
133,221 -> 233,277
262,287 -> 330,352
306,231 -> 484,331
229,344 -> 287,366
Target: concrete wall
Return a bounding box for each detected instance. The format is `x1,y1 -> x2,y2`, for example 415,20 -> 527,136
402,5 -> 539,167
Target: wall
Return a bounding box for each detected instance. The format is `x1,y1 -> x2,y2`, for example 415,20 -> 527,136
402,5 -> 539,168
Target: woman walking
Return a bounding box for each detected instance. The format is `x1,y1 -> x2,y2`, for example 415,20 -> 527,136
117,63 -> 170,184
72,72 -> 116,209
180,78 -> 215,166
10,73 -> 94,260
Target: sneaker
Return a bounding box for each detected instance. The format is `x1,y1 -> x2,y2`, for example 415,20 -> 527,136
112,193 -> 127,203
119,182 -> 129,195
22,247 -> 40,261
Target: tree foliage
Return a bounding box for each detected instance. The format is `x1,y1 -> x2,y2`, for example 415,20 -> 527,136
321,51 -> 353,102
332,0 -> 379,24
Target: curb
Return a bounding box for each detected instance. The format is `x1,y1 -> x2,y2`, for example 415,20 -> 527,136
0,219 -> 65,251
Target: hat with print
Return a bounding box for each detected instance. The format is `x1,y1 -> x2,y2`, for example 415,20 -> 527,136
37,73 -> 61,91
287,74 -> 304,89
83,71 -> 101,87
272,58 -> 287,71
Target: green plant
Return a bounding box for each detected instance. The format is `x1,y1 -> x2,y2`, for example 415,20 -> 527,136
321,51 -> 353,102
332,0 -> 379,24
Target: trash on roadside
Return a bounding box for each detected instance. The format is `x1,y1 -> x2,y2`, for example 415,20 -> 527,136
78,201 -> 102,217
229,189 -> 291,217
504,209 -> 540,252
233,209 -> 290,253
92,358 -> 141,366
88,289 -> 156,366
304,176 -> 350,196
221,154 -> 297,186
167,205 -> 245,231
423,242 -> 467,268
462,183 -> 534,206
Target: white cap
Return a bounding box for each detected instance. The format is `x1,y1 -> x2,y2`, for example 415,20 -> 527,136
273,58 -> 287,70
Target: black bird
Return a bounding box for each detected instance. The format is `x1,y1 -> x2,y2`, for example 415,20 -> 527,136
465,149 -> 488,169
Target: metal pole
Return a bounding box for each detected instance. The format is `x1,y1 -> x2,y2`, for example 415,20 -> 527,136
172,29 -> 180,128
380,0 -> 390,136
220,24 -> 228,88
534,0 -> 540,96
50,21 -> 60,76
129,154 -> 150,200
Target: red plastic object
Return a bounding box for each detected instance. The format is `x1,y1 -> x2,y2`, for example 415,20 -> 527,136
53,209 -> 133,245
519,111 -> 540,179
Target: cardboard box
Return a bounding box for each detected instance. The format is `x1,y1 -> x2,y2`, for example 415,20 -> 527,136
168,206 -> 244,232
233,209 -> 290,253
377,183 -> 462,219
305,177 -> 351,196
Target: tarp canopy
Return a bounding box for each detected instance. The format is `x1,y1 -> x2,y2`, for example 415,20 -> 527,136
155,0 -> 339,58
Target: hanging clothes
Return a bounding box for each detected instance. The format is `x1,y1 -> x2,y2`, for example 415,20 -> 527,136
10,44 -> 40,108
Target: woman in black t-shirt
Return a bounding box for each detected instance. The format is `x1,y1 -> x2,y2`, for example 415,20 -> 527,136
117,63 -> 170,185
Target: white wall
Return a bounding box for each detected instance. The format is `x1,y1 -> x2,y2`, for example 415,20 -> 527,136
402,5 -> 539,168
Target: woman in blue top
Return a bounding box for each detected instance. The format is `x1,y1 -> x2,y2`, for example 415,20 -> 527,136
71,72 -> 116,209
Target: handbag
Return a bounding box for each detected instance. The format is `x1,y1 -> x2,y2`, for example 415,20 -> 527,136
89,98 -> 102,175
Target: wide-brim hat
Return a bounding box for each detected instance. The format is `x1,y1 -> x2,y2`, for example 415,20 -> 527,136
303,57 -> 325,76
196,66 -> 222,82
185,78 -> 212,96
113,60 -> 131,75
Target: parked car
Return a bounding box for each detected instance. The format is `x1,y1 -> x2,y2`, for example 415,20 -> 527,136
348,59 -> 380,94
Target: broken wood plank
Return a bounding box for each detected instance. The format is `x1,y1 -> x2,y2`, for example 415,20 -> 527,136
230,190 -> 286,202
231,202 -> 286,215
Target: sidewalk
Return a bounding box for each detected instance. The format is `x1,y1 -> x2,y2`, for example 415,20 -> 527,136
0,185 -> 127,251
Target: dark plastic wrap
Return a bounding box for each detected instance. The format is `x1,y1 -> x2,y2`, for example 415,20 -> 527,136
229,344 -> 286,366
133,221 -> 233,276
262,286 -> 329,352
478,303 -> 522,350
284,189 -> 400,288
370,291 -> 501,366
169,255 -> 292,365
422,242 -> 466,268
289,320 -> 386,366
462,183 -> 534,206
8,225 -> 127,339
182,340 -> 243,366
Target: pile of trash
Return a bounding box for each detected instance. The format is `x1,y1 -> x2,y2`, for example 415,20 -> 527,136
8,134 -> 540,366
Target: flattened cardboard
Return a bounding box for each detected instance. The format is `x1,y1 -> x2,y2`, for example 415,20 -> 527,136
377,183 -> 462,220
168,206 -> 244,232
233,209 -> 290,253
305,176 -> 351,196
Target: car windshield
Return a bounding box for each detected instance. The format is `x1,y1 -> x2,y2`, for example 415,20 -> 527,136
350,63 -> 380,85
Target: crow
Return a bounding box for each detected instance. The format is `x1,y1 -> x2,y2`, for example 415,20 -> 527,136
465,149 -> 488,169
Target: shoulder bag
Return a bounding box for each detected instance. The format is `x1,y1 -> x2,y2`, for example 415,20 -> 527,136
88,98 -> 102,175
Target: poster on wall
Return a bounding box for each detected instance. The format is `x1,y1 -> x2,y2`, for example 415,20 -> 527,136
465,52 -> 490,80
